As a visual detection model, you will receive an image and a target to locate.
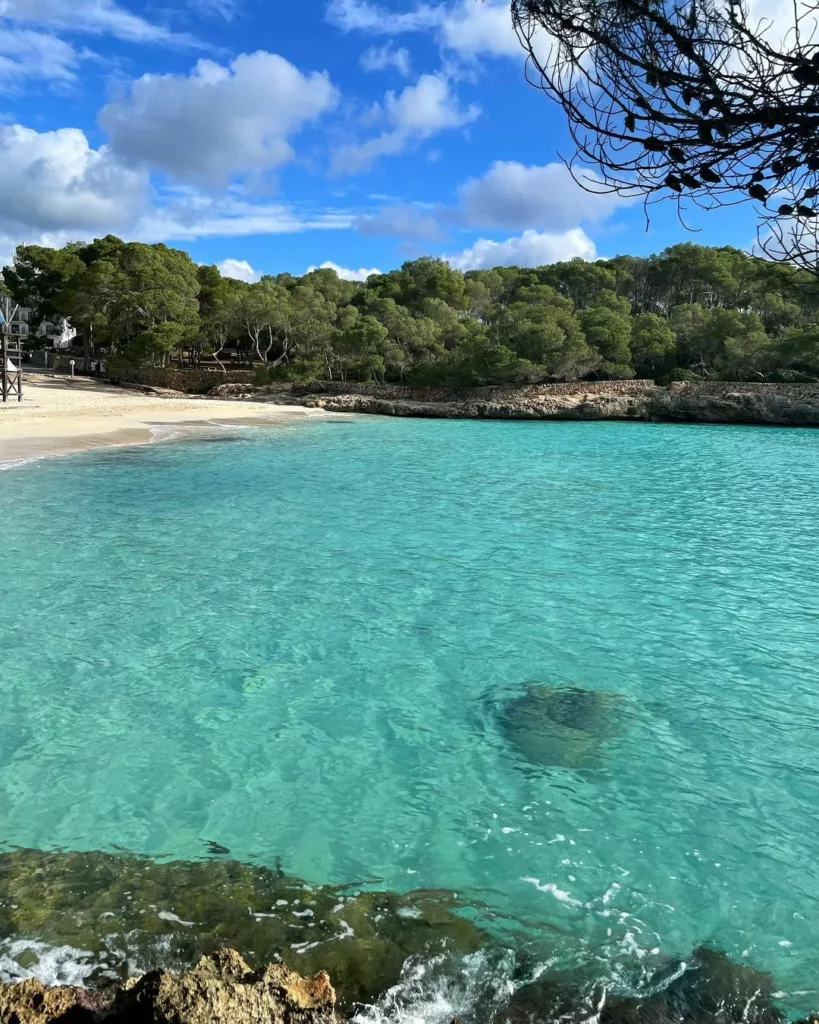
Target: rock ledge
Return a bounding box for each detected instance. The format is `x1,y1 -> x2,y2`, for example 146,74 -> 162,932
0,949 -> 338,1024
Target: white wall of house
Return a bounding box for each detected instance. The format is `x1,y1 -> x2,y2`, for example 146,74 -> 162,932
1,298 -> 76,348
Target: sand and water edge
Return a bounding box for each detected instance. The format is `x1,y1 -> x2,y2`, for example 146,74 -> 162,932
0,373 -> 343,467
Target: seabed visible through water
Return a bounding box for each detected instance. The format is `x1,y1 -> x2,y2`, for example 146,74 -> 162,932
1,416 -> 818,1019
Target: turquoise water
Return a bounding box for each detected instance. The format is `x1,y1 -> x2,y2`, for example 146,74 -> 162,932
1,418 -> 819,1010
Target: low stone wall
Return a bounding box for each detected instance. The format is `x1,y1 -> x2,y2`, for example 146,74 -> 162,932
242,379 -> 660,403
284,379 -> 819,405
669,380 -> 819,400
110,371 -> 819,407
213,379 -> 819,427
111,367 -> 256,392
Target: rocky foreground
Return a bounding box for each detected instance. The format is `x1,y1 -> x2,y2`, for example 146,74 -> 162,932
4,945 -> 819,1024
210,380 -> 819,427
0,948 -> 337,1024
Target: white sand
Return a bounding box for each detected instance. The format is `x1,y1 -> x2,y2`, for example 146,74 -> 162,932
0,373 -> 326,464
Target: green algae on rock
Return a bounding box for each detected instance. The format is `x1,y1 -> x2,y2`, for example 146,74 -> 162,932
0,847 -> 484,1007
498,684 -> 634,770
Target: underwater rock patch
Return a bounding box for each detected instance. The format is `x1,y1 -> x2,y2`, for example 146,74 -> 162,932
498,684 -> 633,770
0,846 -> 484,1008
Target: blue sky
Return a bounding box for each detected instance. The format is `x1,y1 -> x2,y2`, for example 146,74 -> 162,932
0,0 -> 760,282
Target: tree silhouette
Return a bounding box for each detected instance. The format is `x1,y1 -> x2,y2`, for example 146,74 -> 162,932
511,0 -> 819,271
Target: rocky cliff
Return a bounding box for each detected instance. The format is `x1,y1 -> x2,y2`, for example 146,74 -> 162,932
211,381 -> 819,427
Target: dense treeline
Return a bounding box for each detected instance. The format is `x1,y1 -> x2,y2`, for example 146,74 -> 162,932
4,236 -> 819,384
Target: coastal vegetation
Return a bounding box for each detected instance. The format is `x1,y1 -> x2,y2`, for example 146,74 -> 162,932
4,239 -> 819,386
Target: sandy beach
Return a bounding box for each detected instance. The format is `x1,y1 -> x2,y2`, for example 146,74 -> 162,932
0,372 -> 327,465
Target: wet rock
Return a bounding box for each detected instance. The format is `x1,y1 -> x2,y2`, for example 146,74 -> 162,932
598,995 -> 680,1024
664,947 -> 784,1024
495,969 -> 679,1024
498,684 -> 631,770
496,970 -> 590,1024
0,950 -> 337,1024
0,847 -> 484,1008
493,947 -> 791,1024
113,948 -> 337,1024
0,978 -> 109,1023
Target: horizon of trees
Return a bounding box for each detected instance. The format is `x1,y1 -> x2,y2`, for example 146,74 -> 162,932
3,235 -> 819,386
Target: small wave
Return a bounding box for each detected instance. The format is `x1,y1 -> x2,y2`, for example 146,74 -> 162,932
352,950 -> 518,1024
0,939 -> 104,987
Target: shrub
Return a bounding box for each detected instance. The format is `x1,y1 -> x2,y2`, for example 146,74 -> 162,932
656,367 -> 704,385
767,369 -> 819,384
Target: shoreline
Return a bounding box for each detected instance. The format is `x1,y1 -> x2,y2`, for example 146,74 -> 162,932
1,845 -> 815,1024
0,373 -> 340,467
209,379 -> 819,428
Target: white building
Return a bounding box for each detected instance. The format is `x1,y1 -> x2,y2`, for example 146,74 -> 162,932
0,297 -> 76,349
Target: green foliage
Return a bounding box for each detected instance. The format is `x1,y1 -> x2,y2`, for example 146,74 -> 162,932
578,306 -> 633,376
5,237 -> 819,384
657,367 -> 706,384
3,244 -> 85,322
630,312 -> 676,372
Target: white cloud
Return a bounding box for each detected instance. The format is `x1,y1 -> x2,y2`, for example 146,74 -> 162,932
445,228 -> 597,269
307,260 -> 381,281
134,194 -> 354,241
0,27 -> 80,86
360,42 -> 412,75
457,161 -> 630,231
353,161 -> 627,246
0,123 -> 147,236
0,121 -> 354,250
357,203 -> 442,240
388,72 -> 477,131
0,0 -> 195,44
332,73 -> 479,174
439,0 -> 519,57
195,0 -> 237,18
326,0 -> 521,59
216,258 -> 261,282
326,0 -> 440,33
99,51 -> 338,185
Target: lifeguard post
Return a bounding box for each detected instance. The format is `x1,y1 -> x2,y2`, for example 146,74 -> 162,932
0,305 -> 23,403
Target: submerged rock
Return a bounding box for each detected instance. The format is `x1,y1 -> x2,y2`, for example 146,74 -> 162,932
0,846 -> 484,1008
498,684 -> 631,770
664,947 -> 783,1024
0,949 -> 338,1024
497,947 -> 786,1024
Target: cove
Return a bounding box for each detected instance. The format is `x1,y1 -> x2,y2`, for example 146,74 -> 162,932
1,418 -> 818,1015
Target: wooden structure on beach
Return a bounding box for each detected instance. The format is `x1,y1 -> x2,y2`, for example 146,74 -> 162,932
1,334 -> 23,403
1,302 -> 23,403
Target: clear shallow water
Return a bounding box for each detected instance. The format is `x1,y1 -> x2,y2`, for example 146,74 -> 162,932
1,419 -> 818,1012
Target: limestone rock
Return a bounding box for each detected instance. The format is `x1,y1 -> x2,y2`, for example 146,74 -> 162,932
113,948 -> 338,1024
0,950 -> 338,1024
0,978 -> 109,1024
208,380 -> 819,427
